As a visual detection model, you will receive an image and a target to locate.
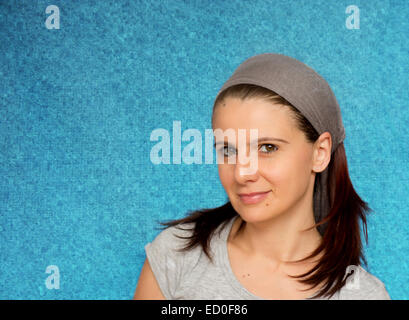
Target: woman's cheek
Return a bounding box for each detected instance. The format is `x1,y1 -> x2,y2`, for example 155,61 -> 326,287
218,164 -> 234,189
261,162 -> 295,196
260,159 -> 287,183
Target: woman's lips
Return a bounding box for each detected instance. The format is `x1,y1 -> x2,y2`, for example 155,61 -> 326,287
238,190 -> 271,204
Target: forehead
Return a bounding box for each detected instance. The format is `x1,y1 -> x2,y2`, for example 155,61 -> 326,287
212,97 -> 298,137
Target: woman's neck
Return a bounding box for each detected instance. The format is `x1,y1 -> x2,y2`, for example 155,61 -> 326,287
229,209 -> 323,269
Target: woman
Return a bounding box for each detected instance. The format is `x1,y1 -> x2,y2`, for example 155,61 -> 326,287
133,53 -> 390,300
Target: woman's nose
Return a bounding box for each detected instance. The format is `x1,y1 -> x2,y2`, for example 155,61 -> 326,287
234,153 -> 259,183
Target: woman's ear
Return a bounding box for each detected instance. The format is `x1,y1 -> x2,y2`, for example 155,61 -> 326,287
312,132 -> 332,173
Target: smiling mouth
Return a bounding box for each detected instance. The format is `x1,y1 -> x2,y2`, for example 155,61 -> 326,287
238,190 -> 271,204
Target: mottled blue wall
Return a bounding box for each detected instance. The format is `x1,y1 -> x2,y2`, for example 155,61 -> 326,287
0,0 -> 407,299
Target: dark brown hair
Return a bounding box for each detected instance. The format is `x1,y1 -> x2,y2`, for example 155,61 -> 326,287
160,84 -> 371,299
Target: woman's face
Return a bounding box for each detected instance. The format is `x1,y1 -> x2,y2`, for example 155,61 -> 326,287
212,96 -> 321,224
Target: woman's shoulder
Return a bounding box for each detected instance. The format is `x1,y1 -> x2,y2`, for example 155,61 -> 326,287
338,265 -> 391,300
146,221 -> 198,253
147,217 -> 233,253
143,221 -> 202,299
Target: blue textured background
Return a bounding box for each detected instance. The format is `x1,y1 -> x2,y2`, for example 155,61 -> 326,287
0,0 -> 408,299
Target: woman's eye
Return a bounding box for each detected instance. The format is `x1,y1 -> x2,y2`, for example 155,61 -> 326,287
219,146 -> 236,157
219,144 -> 277,157
259,144 -> 278,153
226,146 -> 237,156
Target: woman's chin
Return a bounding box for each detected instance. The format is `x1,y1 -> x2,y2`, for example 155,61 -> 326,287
236,209 -> 277,224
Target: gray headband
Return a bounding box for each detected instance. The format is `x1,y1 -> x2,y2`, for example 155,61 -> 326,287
215,53 -> 346,235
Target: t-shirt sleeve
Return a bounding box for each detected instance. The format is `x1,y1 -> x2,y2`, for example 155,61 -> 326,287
370,284 -> 391,300
363,271 -> 391,300
339,267 -> 391,300
144,224 -> 193,299
360,269 -> 391,300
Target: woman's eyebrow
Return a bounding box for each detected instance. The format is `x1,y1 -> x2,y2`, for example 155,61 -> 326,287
250,137 -> 289,144
214,137 -> 289,147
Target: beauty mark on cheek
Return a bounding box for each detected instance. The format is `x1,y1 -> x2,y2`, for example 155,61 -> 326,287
265,188 -> 275,206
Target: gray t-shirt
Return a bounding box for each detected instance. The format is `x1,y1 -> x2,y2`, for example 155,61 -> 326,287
144,215 -> 391,300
